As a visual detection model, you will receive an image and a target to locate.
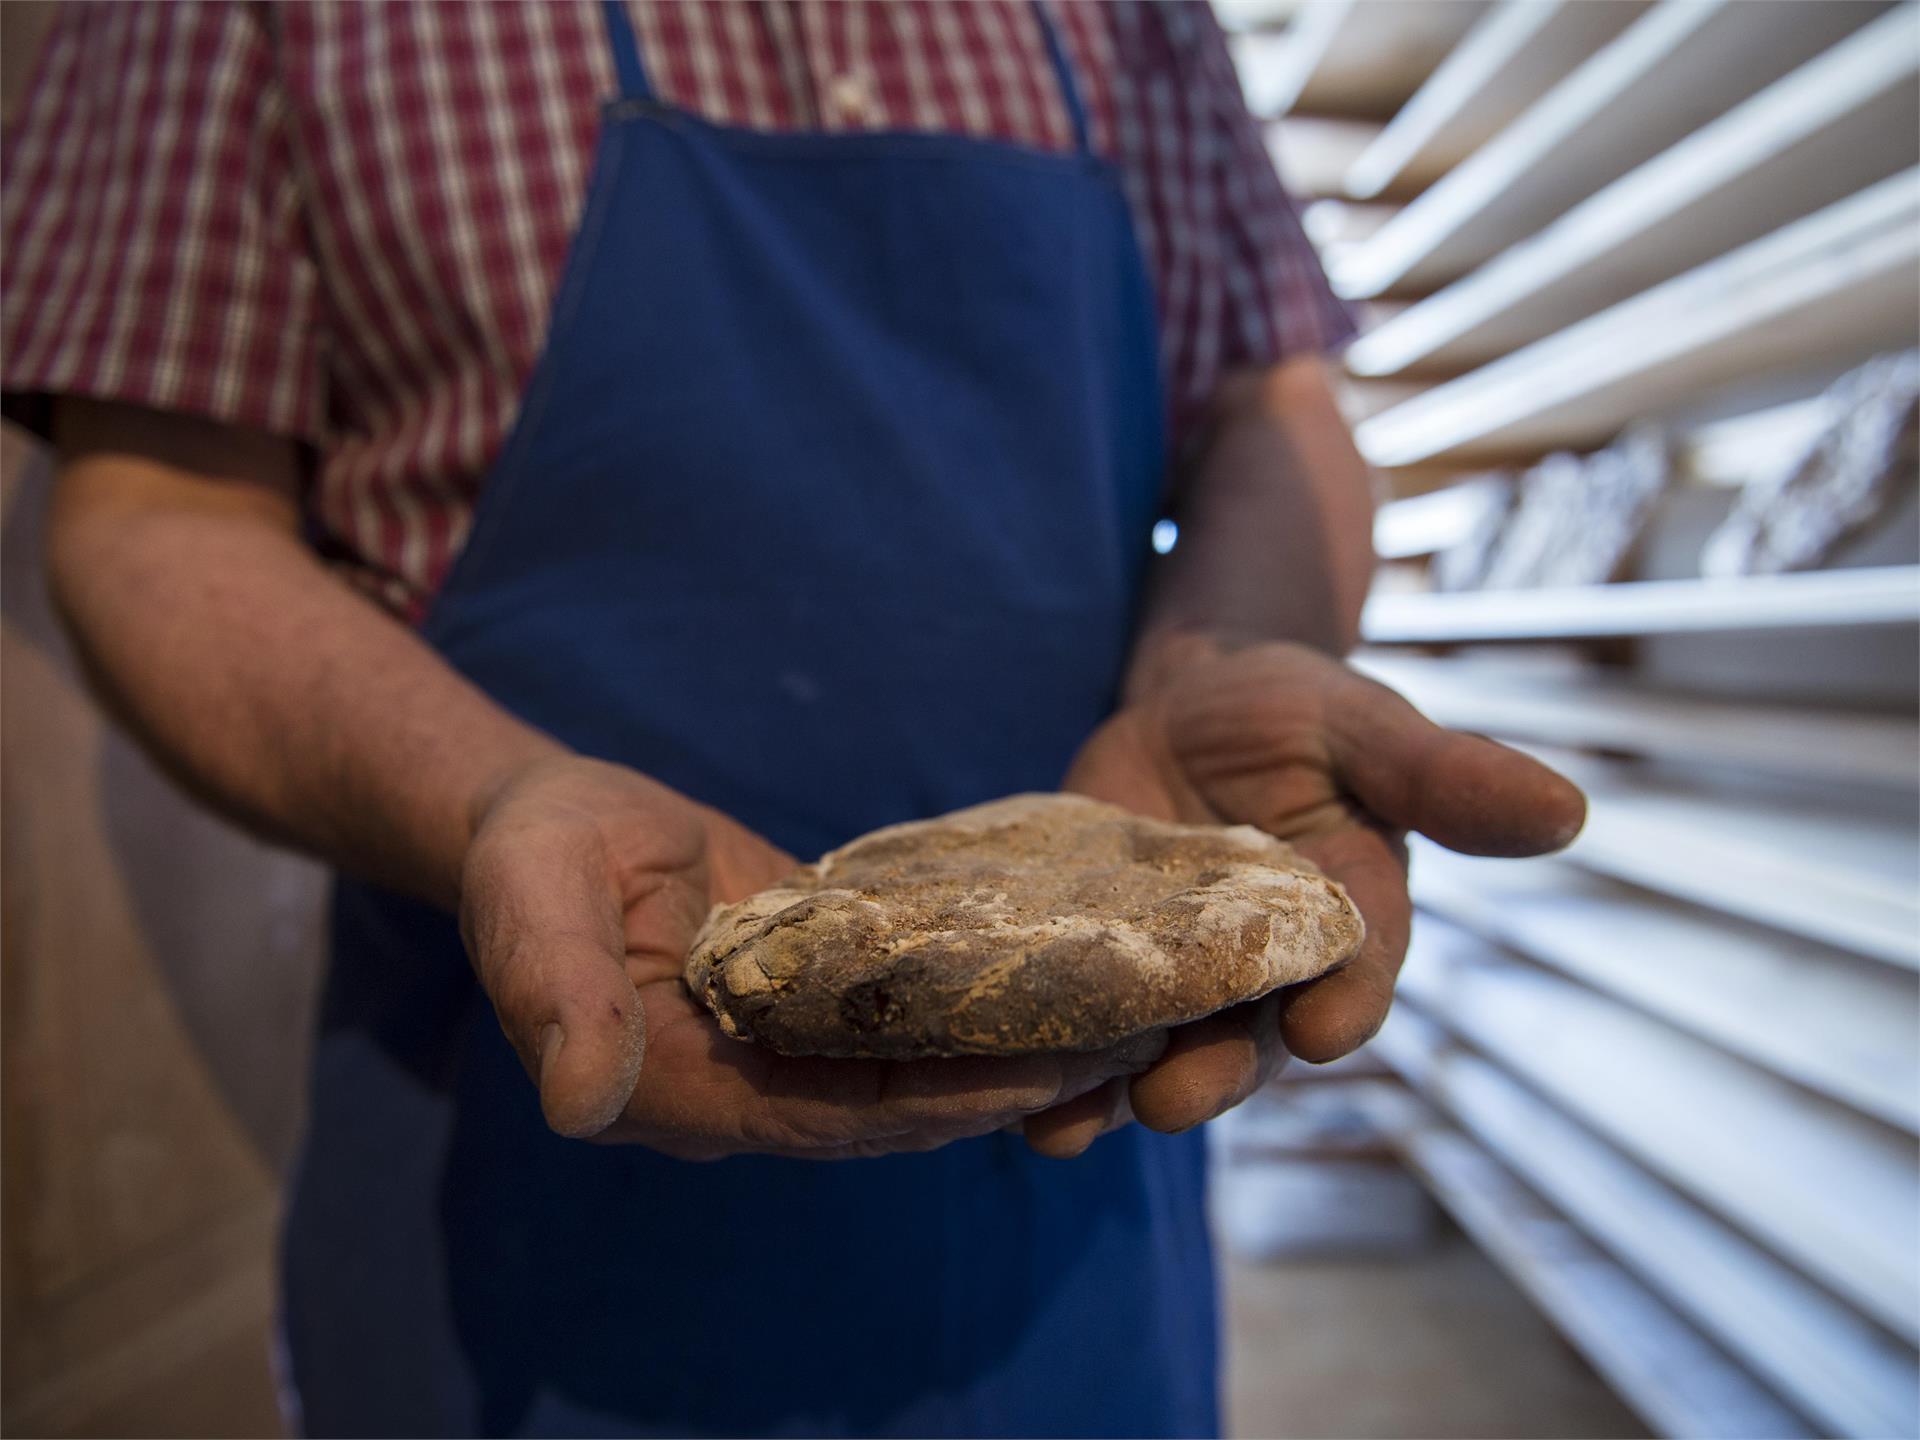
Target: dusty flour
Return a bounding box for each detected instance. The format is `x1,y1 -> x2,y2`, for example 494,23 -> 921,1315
685,794 -> 1363,1058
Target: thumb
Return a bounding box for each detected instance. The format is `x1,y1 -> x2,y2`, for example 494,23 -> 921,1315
460,819 -> 647,1139
1324,668 -> 1586,856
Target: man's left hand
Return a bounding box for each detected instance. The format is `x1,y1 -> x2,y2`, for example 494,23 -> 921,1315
1022,639 -> 1587,1158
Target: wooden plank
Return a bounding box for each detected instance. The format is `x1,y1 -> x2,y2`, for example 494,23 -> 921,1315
1343,0 -> 1650,200
1362,564 -> 1920,643
1347,5 -> 1920,375
1350,1078 -> 1815,1439
1681,397 -> 1837,488
1211,0 -> 1305,34
1375,1018 -> 1919,1439
1355,169 -> 1920,464
1395,919 -> 1920,1342
1542,749 -> 1920,970
1408,844 -> 1920,1132
1266,117 -> 1389,202
1369,476 -> 1509,559
1333,0 -> 1893,297
1354,651 -> 1920,787
1232,1 -> 1488,122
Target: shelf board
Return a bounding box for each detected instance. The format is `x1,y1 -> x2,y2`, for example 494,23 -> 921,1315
1375,1018 -> 1919,1440
1355,169 -> 1920,465
1231,1 -> 1488,121
1369,476 -> 1508,560
1396,918 -> 1920,1344
1347,5 -> 1920,375
1361,565 -> 1920,643
1332,0 -> 1891,297
1410,844 -> 1920,1132
1352,1078 -> 1815,1440
1343,0 -> 1650,200
1541,748 -> 1920,970
1354,652 -> 1920,786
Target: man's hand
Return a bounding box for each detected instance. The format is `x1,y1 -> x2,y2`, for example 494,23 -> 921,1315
462,756 -> 1157,1158
1022,639 -> 1586,1158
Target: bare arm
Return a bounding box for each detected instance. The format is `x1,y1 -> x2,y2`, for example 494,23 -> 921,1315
1127,353 -> 1376,693
48,398 -> 559,907
46,398 -> 1145,1146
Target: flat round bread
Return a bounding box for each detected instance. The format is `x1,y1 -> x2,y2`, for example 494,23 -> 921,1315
685,794 -> 1363,1058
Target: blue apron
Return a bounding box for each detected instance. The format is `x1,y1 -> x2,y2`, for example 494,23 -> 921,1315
281,3 -> 1216,1434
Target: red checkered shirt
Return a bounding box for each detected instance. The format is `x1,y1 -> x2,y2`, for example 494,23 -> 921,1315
3,1 -> 1354,620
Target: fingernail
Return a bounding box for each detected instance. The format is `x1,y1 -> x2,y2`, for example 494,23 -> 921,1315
538,1023 -> 565,1086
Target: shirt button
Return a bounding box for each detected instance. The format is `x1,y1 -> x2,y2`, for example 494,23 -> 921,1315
826,68 -> 877,126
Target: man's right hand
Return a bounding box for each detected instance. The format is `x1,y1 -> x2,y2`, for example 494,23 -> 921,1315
461,757 -> 1157,1159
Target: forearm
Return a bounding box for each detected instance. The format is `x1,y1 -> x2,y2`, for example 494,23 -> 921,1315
47,401 -> 561,907
1128,356 -> 1376,695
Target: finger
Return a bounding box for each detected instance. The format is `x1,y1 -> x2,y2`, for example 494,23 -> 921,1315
1325,670 -> 1586,856
461,819 -> 646,1140
1023,1078 -> 1134,1159
1130,995 -> 1280,1133
1280,824 -> 1410,1063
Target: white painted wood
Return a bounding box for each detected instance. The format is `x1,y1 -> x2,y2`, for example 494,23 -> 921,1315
1355,169 -> 1920,464
1354,651 -> 1920,787
1332,0 -> 1892,297
1374,1020 -> 1920,1439
1232,1 -> 1488,121
1265,117 -> 1387,201
1395,919 -> 1920,1342
1343,1 -> 1650,200
1351,1075 -> 1816,1440
1211,0 -> 1307,34
1361,565 -> 1920,642
1540,750 -> 1920,970
1370,475 -> 1508,559
1408,844 -> 1920,1131
1346,5 -> 1920,374
1681,397 -> 1838,489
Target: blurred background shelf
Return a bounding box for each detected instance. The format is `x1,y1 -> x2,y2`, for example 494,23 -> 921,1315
1245,10 -> 1920,1427
1354,652 -> 1920,785
1347,5 -> 1920,375
1230,0 -> 1488,121
1350,1082 -> 1816,1440
1354,169 -> 1920,464
1394,919 -> 1920,1344
1360,565 -> 1920,640
1341,0 -> 1650,201
1367,1025 -> 1920,1439
1327,0 -> 1891,299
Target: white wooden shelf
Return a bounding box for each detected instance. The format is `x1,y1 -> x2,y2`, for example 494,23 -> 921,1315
1231,1 -> 1487,121
1396,918 -> 1920,1344
1342,0 -> 1649,201
1351,1079 -> 1815,1440
1410,844 -> 1920,1132
1374,1017 -> 1920,1439
1331,0 -> 1891,298
1361,565 -> 1920,643
1347,5 -> 1920,375
1679,396 -> 1836,488
1355,169 -> 1920,465
1354,652 -> 1920,787
1542,749 -> 1920,970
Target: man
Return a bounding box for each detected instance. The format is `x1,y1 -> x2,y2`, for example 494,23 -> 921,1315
4,2 -> 1583,1435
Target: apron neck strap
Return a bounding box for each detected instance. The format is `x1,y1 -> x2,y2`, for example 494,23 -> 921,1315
598,0 -> 1093,157
601,0 -> 653,102
1033,1 -> 1095,158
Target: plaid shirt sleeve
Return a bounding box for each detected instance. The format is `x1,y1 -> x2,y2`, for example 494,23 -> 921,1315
1188,6 -> 1360,368
1,1 -> 326,443
1101,2 -> 1358,443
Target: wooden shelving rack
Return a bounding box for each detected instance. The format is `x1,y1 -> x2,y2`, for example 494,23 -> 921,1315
1234,3 -> 1920,1434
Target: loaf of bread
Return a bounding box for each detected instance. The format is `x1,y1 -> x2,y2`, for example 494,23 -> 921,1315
685,794 -> 1362,1058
